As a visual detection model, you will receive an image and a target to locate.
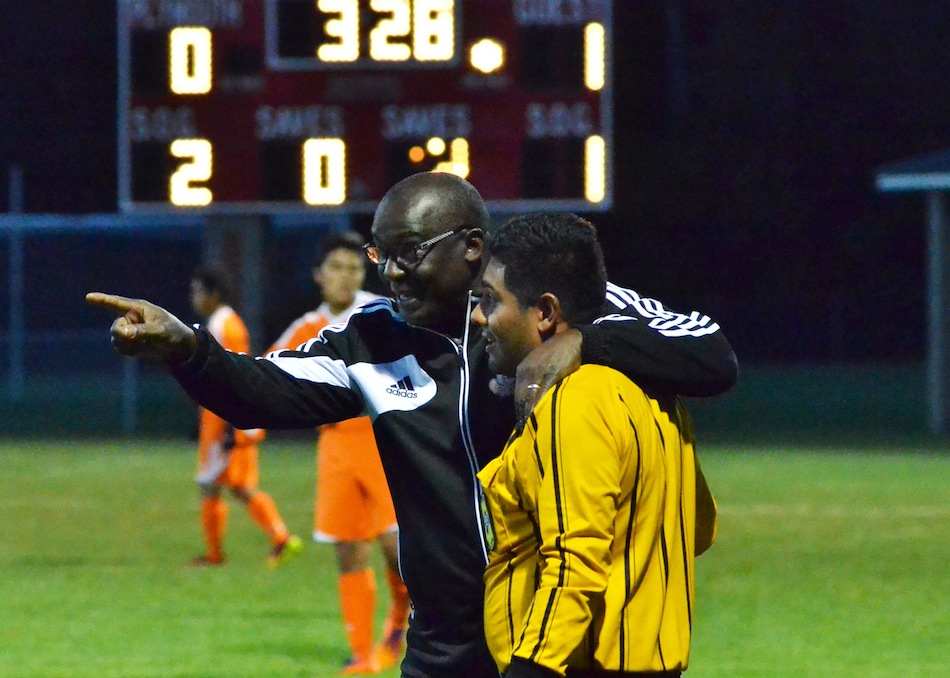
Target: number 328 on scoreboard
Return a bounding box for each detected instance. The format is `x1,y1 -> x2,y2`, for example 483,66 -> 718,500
118,0 -> 613,212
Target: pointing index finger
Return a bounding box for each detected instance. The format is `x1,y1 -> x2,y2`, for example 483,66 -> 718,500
85,292 -> 140,315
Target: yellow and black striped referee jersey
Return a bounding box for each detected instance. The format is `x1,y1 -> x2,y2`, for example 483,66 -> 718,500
477,364 -> 717,676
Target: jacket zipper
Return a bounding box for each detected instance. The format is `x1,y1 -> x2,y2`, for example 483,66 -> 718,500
418,297 -> 491,564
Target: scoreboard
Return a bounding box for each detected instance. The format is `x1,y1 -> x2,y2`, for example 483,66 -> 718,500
117,0 -> 613,213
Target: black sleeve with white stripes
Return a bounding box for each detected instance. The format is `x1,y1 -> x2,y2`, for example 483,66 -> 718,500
171,327 -> 365,430
577,282 -> 738,398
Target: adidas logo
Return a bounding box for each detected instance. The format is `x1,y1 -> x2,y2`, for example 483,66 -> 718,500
386,376 -> 418,398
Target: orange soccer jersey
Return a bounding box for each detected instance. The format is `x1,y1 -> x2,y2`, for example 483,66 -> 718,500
196,306 -> 265,490
268,292 -> 397,542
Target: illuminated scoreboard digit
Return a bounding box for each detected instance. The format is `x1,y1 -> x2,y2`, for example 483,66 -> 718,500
117,0 -> 612,213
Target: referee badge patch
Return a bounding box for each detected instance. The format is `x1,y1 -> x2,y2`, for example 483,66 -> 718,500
479,487 -> 496,553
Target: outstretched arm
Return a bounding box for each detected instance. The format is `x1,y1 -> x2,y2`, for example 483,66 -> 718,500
514,283 -> 737,424
86,291 -> 365,430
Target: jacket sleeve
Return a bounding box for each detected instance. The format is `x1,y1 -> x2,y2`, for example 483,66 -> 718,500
170,325 -> 365,431
577,282 -> 738,397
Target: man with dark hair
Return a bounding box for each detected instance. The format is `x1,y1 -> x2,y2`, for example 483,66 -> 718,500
188,266 -> 301,568
267,231 -> 409,674
473,212 -> 716,678
88,172 -> 735,678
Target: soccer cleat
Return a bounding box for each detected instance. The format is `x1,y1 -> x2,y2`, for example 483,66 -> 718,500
191,554 -> 225,567
372,624 -> 406,671
339,656 -> 380,675
267,534 -> 303,569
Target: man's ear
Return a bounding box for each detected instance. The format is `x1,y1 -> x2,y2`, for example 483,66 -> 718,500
312,266 -> 323,287
464,228 -> 484,264
537,293 -> 563,336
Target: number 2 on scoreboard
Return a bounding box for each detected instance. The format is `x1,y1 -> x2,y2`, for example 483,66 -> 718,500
169,139 -> 213,206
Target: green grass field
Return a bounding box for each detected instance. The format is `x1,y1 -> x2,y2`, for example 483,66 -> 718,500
1,438 -> 948,677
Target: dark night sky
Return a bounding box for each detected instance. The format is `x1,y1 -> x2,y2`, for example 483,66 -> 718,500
3,1 -> 950,364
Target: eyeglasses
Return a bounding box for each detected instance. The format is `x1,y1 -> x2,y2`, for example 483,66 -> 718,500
363,227 -> 465,269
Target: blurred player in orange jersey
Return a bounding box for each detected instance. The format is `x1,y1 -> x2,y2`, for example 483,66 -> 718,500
267,231 -> 410,676
189,267 -> 302,569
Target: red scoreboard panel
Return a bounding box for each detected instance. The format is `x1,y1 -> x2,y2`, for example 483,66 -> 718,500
117,0 -> 612,213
